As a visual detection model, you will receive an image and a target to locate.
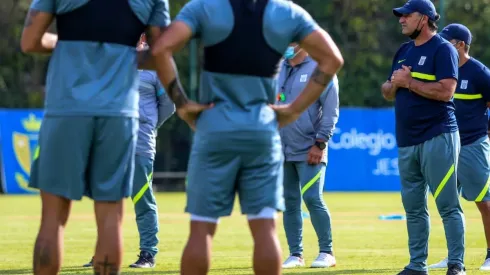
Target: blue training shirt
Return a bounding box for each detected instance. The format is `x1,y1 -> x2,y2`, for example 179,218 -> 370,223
453,57 -> 490,146
137,70 -> 175,160
389,34 -> 459,147
174,0 -> 319,134
29,0 -> 170,117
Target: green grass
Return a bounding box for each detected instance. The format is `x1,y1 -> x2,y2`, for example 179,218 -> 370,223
0,192 -> 486,274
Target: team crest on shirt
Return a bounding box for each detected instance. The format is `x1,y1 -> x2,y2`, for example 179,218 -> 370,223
460,80 -> 468,90
300,74 -> 308,82
418,56 -> 427,66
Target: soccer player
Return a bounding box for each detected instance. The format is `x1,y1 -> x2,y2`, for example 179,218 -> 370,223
277,43 -> 339,269
20,0 -> 170,274
381,0 -> 466,274
150,0 -> 344,274
428,23 -> 490,272
83,34 -> 176,269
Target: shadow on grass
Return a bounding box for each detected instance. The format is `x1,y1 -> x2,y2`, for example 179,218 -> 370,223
0,266 -> 180,274
286,268 -> 400,274
0,267 -> 400,275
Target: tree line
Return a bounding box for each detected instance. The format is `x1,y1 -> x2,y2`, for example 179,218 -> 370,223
1,0 -> 488,173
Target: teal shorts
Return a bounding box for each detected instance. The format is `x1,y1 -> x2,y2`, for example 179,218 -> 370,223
29,116 -> 138,201
185,131 -> 285,218
458,135 -> 490,202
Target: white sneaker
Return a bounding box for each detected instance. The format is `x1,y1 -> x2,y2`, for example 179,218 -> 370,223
282,255 -> 305,269
480,258 -> 490,271
310,253 -> 336,268
428,257 -> 448,269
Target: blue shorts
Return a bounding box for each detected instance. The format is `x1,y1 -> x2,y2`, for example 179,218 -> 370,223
29,116 -> 138,201
458,135 -> 490,202
185,131 -> 285,218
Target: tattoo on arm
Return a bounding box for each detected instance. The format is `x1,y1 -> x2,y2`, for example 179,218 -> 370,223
168,79 -> 189,108
311,67 -> 334,86
33,239 -> 51,273
93,255 -> 120,275
24,9 -> 40,28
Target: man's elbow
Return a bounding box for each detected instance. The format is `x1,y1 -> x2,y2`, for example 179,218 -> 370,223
20,38 -> 38,53
440,92 -> 453,102
317,53 -> 344,76
150,38 -> 172,58
440,86 -> 456,102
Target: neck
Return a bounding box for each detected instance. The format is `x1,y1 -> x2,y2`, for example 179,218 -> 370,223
413,30 -> 435,46
288,51 -> 308,67
459,53 -> 470,67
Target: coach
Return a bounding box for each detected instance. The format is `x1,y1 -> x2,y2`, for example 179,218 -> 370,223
277,43 -> 339,269
381,0 -> 466,274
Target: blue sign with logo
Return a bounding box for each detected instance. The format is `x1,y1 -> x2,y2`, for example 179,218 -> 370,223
0,109 -> 43,194
0,108 -> 403,194
325,108 -> 401,191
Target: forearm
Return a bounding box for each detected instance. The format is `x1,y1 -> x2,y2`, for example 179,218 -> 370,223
409,79 -> 452,102
317,84 -> 339,141
290,66 -> 336,114
381,81 -> 397,101
21,32 -> 57,54
153,51 -> 189,108
316,122 -> 335,142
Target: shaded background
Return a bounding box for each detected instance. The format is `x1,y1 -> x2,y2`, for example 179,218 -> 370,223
1,0 -> 489,191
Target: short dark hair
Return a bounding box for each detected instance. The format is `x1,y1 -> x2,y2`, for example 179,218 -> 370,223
428,19 -> 438,31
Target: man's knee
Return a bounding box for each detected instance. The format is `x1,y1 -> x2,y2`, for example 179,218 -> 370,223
94,200 -> 124,228
40,191 -> 72,228
302,191 -> 323,207
401,191 -> 428,214
434,196 -> 461,215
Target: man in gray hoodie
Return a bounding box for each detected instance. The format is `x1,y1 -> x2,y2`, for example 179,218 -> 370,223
83,34 -> 176,269
278,43 -> 339,269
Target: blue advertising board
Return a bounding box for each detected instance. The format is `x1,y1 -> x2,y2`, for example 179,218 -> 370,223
0,109 -> 43,194
0,107 -> 404,194
324,108 -> 401,191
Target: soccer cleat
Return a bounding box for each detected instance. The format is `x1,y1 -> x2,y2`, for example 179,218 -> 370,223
282,255 -> 305,269
428,257 -> 448,269
310,252 -> 336,268
82,257 -> 94,267
480,258 -> 490,271
396,268 -> 428,275
446,264 -> 466,275
129,251 -> 155,268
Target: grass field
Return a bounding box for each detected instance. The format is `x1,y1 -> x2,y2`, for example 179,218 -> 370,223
0,192 -> 487,274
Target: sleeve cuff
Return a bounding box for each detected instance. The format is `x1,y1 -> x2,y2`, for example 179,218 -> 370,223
315,134 -> 330,142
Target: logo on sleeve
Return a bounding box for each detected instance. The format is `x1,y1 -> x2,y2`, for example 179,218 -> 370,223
418,56 -> 427,66
300,74 -> 308,83
460,80 -> 468,89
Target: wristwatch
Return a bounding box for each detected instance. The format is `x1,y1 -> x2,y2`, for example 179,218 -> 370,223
314,141 -> 326,150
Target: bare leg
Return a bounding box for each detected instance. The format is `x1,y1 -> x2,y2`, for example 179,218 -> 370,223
93,201 -> 124,275
248,219 -> 282,275
180,221 -> 217,275
477,201 -> 490,250
33,191 -> 72,275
